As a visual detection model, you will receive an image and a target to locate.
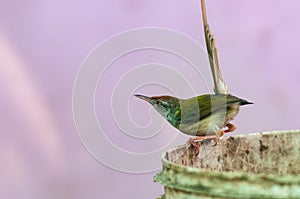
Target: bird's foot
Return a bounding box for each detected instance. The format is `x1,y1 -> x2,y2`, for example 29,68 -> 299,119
187,137 -> 202,155
188,126 -> 233,154
187,136 -> 217,155
211,136 -> 221,146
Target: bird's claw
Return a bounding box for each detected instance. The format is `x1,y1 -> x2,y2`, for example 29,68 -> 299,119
187,135 -> 222,155
187,137 -> 201,155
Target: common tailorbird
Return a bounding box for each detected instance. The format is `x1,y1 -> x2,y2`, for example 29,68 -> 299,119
135,0 -> 253,154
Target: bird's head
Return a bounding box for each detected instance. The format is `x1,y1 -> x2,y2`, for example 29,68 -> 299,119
134,94 -> 180,118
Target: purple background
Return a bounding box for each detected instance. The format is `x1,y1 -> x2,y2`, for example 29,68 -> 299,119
1,0 -> 299,198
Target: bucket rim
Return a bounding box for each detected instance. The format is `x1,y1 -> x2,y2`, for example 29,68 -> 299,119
159,129 -> 300,181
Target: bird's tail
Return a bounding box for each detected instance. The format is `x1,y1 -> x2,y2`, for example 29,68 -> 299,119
200,0 -> 228,95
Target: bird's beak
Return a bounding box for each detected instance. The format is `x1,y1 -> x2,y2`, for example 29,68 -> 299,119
134,94 -> 152,103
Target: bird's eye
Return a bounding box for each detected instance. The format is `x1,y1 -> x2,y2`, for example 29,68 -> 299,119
156,101 -> 168,109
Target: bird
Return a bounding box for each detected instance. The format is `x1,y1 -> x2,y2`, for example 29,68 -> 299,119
135,0 -> 253,154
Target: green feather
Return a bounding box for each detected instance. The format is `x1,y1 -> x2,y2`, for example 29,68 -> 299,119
167,94 -> 251,129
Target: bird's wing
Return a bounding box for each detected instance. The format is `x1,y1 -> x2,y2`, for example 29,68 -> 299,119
180,95 -> 241,125
201,0 -> 228,95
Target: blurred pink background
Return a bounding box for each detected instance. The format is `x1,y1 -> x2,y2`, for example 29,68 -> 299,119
1,0 -> 299,198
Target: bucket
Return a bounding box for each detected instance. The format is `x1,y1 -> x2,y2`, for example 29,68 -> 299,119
154,130 -> 300,199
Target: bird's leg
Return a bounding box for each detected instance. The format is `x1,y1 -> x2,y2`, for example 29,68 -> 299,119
211,130 -> 225,146
187,124 -> 236,154
224,123 -> 236,133
187,135 -> 217,155
212,124 -> 236,146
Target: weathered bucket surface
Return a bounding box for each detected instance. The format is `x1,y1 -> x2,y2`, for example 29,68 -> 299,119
154,130 -> 300,199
